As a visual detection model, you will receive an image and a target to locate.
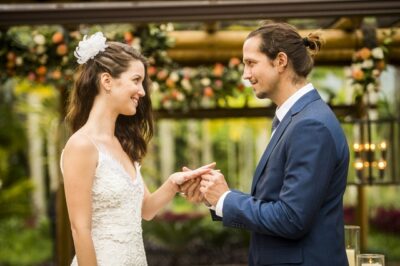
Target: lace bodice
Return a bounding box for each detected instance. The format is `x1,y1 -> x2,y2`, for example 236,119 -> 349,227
61,142 -> 147,266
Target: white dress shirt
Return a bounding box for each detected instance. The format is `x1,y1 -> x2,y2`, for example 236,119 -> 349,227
215,83 -> 315,217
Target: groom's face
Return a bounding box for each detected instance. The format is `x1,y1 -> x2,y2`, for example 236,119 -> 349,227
242,36 -> 280,100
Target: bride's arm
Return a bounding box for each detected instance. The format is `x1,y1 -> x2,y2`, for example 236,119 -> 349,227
141,178 -> 179,221
141,163 -> 215,221
62,135 -> 98,266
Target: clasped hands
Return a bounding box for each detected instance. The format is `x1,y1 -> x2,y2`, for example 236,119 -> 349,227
169,162 -> 229,207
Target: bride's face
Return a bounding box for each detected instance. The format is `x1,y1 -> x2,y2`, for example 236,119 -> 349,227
110,60 -> 146,116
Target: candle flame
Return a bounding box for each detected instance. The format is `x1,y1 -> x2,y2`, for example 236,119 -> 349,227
378,160 -> 387,170
353,143 -> 361,151
354,159 -> 364,170
380,141 -> 387,150
370,144 -> 376,151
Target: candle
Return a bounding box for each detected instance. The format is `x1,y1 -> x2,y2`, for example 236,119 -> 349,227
358,254 -> 384,266
369,143 -> 376,163
377,159 -> 387,179
353,143 -> 361,158
379,141 -> 387,160
354,159 -> 364,181
346,249 -> 356,266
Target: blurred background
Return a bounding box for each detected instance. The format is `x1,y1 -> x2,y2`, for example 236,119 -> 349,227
0,0 -> 400,265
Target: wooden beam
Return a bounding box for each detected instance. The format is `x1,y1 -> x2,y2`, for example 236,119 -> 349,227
1,0 -> 400,26
330,17 -> 362,31
167,29 -> 400,65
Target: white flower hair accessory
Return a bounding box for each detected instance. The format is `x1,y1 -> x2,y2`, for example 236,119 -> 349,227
74,32 -> 108,64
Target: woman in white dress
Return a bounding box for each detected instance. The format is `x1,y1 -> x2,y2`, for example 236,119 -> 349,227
60,32 -> 213,266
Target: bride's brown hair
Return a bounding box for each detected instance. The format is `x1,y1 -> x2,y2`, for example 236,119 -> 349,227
66,41 -> 153,163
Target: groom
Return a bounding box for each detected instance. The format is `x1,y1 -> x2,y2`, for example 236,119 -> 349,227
183,22 -> 350,266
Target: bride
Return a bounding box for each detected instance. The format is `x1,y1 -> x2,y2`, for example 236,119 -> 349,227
60,32 -> 214,266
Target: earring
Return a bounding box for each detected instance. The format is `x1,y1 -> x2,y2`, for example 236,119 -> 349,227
105,87 -> 111,94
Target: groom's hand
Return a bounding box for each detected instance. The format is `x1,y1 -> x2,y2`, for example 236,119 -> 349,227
179,177 -> 204,203
200,170 -> 229,206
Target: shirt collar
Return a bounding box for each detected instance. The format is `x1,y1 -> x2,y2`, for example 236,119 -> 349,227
275,83 -> 314,122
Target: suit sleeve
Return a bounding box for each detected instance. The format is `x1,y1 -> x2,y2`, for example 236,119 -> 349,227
222,120 -> 337,239
210,210 -> 222,221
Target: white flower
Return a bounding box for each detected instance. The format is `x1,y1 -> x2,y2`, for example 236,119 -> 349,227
62,56 -> 69,65
242,79 -> 252,87
163,100 -> 172,109
160,51 -> 168,58
33,34 -> 46,45
152,81 -> 160,92
344,67 -> 352,78
36,45 -> 46,55
353,63 -> 363,69
368,90 -> 379,104
362,59 -> 373,69
372,69 -> 381,77
181,79 -> 192,92
367,83 -> 376,92
201,78 -> 211,86
166,23 -> 174,32
169,71 -> 179,82
16,57 -> 23,66
176,91 -> 185,101
131,38 -> 141,51
353,83 -> 363,92
39,55 -> 48,64
372,47 -> 384,59
74,32 -> 108,64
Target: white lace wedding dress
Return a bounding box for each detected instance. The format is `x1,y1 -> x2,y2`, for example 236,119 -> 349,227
61,139 -> 147,266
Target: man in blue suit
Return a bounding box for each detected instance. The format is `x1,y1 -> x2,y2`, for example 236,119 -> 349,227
198,22 -> 350,265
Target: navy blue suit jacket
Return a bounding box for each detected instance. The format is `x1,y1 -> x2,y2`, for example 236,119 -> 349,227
220,90 -> 349,265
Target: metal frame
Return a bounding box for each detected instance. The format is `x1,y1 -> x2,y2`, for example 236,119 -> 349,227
1,0 -> 400,26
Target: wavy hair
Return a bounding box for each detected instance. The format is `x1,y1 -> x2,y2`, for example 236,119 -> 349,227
66,41 -> 153,163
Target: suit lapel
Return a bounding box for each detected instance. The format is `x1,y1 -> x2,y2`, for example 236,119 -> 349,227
250,89 -> 321,195
251,114 -> 291,194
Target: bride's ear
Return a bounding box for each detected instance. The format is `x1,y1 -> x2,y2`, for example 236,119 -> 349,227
99,72 -> 113,94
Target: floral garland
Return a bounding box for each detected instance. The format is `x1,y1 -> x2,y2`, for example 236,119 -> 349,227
0,24 -> 247,110
348,29 -> 394,105
149,58 -> 246,110
349,46 -> 387,103
1,24 -> 170,86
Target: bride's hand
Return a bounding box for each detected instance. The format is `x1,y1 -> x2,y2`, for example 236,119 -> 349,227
169,162 -> 216,186
179,177 -> 204,203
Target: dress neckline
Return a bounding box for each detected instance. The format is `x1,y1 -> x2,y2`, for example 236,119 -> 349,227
98,149 -> 139,184
76,132 -> 139,184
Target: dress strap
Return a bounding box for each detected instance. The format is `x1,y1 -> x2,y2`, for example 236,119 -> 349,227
59,149 -> 65,175
60,133 -> 100,175
79,132 -> 100,152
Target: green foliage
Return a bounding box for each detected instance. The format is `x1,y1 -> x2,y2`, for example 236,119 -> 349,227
143,211 -> 206,251
368,227 -> 400,262
0,84 -> 33,220
0,218 -> 53,266
0,179 -> 33,220
0,88 -> 28,185
309,66 -> 347,105
143,197 -> 250,252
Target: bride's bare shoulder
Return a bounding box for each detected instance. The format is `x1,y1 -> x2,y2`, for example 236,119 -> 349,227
63,131 -> 97,157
